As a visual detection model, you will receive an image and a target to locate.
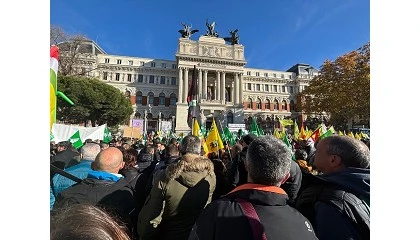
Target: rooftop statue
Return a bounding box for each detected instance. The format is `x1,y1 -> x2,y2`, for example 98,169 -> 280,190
178,22 -> 199,38
205,19 -> 219,37
224,29 -> 239,45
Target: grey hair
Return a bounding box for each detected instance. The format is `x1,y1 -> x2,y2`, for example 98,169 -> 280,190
323,135 -> 370,168
246,135 -> 291,186
180,135 -> 201,155
81,143 -> 101,161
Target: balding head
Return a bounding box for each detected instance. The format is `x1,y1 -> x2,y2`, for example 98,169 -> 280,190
92,147 -> 124,174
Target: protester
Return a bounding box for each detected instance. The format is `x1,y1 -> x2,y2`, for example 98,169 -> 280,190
295,135 -> 370,240
189,135 -> 318,240
51,203 -> 132,240
50,141 -> 81,179
137,135 -> 216,240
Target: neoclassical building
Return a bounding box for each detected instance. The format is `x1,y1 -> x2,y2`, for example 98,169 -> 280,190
61,28 -> 319,134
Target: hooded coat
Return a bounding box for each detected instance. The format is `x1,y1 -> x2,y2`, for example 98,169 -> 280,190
137,153 -> 216,240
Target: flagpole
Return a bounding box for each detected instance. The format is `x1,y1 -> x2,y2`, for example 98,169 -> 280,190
217,118 -> 232,163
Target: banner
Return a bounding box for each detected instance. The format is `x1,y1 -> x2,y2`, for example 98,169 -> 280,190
51,123 -> 106,143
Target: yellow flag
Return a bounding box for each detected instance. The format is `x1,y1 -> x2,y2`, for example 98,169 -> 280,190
280,119 -> 294,127
347,131 -> 355,138
338,130 -> 344,136
206,118 -> 224,153
201,137 -> 209,156
355,133 -> 362,140
192,119 -> 200,136
274,129 -> 282,139
299,125 -> 306,140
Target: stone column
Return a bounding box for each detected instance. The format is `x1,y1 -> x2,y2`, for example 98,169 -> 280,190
183,68 -> 189,103
230,85 -> 234,103
178,67 -> 183,103
216,71 -> 221,101
239,73 -> 243,105
203,70 -> 208,100
221,72 -> 226,104
198,69 -> 202,100
234,73 -> 239,104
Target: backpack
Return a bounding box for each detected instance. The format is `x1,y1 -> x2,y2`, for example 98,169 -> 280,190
296,184 -> 370,240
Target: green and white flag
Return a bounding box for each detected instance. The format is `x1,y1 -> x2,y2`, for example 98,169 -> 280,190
50,132 -> 54,141
68,130 -> 83,149
319,126 -> 335,140
103,127 -> 112,143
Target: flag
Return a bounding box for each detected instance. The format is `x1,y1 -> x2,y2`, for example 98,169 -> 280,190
338,130 -> 344,136
222,127 -> 236,146
250,118 -> 264,136
206,118 -> 224,154
274,129 -> 282,139
299,125 -> 306,140
355,133 -> 362,140
103,127 -> 112,143
50,132 -> 54,141
187,66 -> 198,126
50,46 -> 59,130
192,118 -> 200,136
294,120 -> 299,140
68,130 -> 83,149
282,134 -> 296,161
320,126 -> 335,140
280,119 -> 294,127
347,131 -> 355,138
308,126 -> 322,142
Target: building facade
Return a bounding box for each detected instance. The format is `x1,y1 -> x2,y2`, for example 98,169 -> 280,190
62,33 -> 319,134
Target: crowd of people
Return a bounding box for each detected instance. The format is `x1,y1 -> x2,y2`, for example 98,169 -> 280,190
50,132 -> 370,240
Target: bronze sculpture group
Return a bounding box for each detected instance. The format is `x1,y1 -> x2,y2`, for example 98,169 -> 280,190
178,19 -> 239,45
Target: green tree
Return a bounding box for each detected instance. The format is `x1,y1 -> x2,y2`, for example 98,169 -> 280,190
298,42 -> 370,128
57,75 -> 133,127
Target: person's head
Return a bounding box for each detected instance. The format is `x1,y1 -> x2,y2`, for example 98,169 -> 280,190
170,137 -> 178,145
122,148 -> 139,170
180,135 -> 201,155
57,141 -> 71,152
81,143 -> 101,161
294,149 -> 308,161
100,142 -> 109,151
165,144 -> 179,158
50,203 -> 131,240
145,145 -> 154,155
221,153 -> 230,166
92,147 -> 124,174
242,134 -> 257,148
314,135 -> 370,174
166,154 -> 214,181
246,135 -> 291,187
231,143 -> 243,159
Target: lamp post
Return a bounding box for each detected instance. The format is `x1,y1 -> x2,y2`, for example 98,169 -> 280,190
171,115 -> 176,132
144,110 -> 148,140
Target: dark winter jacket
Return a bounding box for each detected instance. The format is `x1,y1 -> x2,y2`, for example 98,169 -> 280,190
295,167 -> 370,240
189,183 -> 318,240
227,147 -> 248,188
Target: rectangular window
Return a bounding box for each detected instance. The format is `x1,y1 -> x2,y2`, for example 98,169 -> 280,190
117,59 -> 122,64
151,62 -> 155,67
105,58 -> 109,63
273,73 -> 277,78
140,61 -> 144,66
265,84 -> 269,91
289,75 -> 292,79
273,85 -> 277,92
289,86 -> 294,93
247,83 -> 251,90
281,74 -> 284,78
247,71 -> 251,76
138,74 -> 143,83
171,77 -> 176,85
149,75 -> 154,83
128,60 -> 133,65
264,73 -> 268,77
160,76 -> 166,84
127,74 -> 132,82
172,64 -> 177,69
115,73 -> 120,81
103,72 -> 108,80
256,84 -> 260,91
161,63 -> 166,68
282,86 -> 285,92
256,72 -> 260,77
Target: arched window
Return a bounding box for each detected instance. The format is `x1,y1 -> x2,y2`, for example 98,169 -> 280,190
159,93 -> 165,105
148,92 -> 154,105
265,99 -> 270,109
256,99 -> 262,109
227,112 -> 234,124
274,99 -> 279,111
282,100 -> 287,110
136,91 -> 142,104
170,93 -> 177,105
290,100 -> 295,111
160,113 -> 165,119
247,98 -> 252,109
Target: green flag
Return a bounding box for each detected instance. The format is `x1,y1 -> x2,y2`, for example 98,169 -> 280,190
293,120 -> 299,140
282,133 -> 296,161
103,127 -> 112,143
50,132 -> 54,141
68,130 -> 83,149
319,126 -> 335,140
222,127 -> 236,146
250,118 -> 264,136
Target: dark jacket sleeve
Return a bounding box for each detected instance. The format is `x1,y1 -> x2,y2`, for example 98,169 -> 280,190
282,160 -> 302,206
314,202 -> 360,240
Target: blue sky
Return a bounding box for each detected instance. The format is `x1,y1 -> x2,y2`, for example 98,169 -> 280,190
50,0 -> 369,71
